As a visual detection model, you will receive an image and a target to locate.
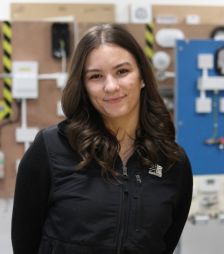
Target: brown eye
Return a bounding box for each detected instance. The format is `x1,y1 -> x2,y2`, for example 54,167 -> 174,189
89,74 -> 102,80
117,68 -> 129,76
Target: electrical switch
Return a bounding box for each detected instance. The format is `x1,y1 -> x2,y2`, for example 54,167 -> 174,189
220,97 -> 224,112
196,97 -> 212,113
198,54 -> 213,69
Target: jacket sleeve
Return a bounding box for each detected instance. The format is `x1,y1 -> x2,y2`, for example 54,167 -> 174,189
11,131 -> 51,254
164,154 -> 193,254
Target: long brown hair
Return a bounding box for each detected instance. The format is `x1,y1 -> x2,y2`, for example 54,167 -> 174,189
61,24 -> 183,177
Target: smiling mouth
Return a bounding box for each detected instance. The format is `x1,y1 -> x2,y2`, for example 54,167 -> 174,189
104,95 -> 126,103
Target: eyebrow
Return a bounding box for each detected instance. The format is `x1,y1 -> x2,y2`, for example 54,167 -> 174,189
85,62 -> 132,74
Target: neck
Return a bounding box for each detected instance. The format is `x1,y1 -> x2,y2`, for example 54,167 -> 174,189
104,114 -> 139,165
104,107 -> 139,140
105,120 -> 137,143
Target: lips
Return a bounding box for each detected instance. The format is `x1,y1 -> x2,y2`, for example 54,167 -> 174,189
103,95 -> 126,103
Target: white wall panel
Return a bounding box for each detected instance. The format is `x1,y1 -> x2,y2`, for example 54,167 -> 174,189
1,0 -> 224,21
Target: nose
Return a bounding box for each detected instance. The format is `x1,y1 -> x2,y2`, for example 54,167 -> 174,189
104,75 -> 119,93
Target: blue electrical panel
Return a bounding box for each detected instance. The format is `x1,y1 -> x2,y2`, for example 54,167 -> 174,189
175,40 -> 224,175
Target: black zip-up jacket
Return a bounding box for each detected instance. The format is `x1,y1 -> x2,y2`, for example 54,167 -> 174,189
11,121 -> 193,254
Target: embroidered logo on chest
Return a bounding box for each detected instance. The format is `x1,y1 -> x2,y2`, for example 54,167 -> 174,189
148,164 -> 163,178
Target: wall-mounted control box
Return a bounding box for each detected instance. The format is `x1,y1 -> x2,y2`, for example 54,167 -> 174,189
12,61 -> 38,99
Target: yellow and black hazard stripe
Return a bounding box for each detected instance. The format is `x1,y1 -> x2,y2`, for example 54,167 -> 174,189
0,21 -> 12,120
145,23 -> 154,63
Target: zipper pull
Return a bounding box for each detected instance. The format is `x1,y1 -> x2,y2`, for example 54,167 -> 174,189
135,174 -> 142,185
122,164 -> 128,178
122,164 -> 128,194
134,174 -> 142,199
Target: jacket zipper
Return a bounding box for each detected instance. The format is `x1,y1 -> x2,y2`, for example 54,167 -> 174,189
134,174 -> 142,232
116,163 -> 129,254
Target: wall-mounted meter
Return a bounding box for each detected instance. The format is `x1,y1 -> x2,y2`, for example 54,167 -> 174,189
51,23 -> 70,59
152,51 -> 171,71
12,61 -> 38,99
211,26 -> 224,41
215,46 -> 224,75
129,3 -> 152,23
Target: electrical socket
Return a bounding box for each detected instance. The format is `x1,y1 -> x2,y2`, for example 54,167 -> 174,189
56,73 -> 68,88
196,97 -> 212,113
16,127 -> 39,143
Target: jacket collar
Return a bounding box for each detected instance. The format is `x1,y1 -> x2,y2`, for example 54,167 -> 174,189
57,119 -> 69,137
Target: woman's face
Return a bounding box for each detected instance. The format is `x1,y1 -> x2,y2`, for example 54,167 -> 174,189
84,43 -> 142,123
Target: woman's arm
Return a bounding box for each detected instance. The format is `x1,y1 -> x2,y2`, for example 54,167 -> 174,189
164,154 -> 193,254
11,131 -> 51,254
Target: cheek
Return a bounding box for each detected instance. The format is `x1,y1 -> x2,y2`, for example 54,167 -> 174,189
85,86 -> 103,110
85,85 -> 101,100
124,81 -> 141,96
122,74 -> 141,90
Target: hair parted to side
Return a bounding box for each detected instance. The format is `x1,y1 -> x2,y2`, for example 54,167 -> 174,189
61,23 -> 183,177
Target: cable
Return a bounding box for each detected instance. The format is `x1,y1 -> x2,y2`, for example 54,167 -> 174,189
59,39 -> 67,73
205,90 -> 219,144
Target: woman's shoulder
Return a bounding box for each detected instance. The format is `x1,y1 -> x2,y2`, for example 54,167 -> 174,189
41,120 -> 78,157
161,148 -> 192,180
41,119 -> 67,136
172,149 -> 193,181
36,120 -> 69,147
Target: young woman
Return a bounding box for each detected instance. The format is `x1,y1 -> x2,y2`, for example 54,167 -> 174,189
11,24 -> 193,254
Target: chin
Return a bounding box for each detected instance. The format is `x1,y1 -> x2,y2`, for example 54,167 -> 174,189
104,111 -> 128,119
